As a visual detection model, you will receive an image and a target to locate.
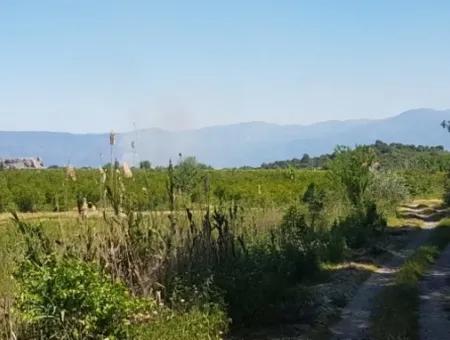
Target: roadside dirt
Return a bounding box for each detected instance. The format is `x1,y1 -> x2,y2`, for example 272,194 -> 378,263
329,203 -> 441,340
419,245 -> 450,340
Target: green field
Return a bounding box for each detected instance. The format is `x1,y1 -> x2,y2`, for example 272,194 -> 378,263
0,146 -> 449,339
0,167 -> 445,213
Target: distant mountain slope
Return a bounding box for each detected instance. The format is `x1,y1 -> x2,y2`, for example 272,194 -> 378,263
1,108 -> 449,168
0,131 -> 109,167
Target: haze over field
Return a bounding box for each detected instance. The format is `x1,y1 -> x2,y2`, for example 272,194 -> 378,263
1,108 -> 449,168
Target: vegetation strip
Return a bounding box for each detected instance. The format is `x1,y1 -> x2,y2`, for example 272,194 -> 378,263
370,219 -> 450,340
1,145 -> 448,339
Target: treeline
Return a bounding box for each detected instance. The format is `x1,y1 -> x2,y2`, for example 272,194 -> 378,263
260,140 -> 450,171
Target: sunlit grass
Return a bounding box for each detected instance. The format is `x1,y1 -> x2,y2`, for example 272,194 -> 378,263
387,215 -> 424,229
321,261 -> 381,273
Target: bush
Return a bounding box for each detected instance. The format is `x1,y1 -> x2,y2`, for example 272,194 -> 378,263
444,170 -> 450,206
367,170 -> 410,215
328,146 -> 376,208
336,203 -> 386,248
14,254 -> 228,339
12,186 -> 45,212
14,255 -> 154,339
322,225 -> 347,262
131,306 -> 227,340
279,205 -> 321,278
0,174 -> 14,212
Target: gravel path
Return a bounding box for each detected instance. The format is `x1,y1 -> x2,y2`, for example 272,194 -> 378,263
419,244 -> 450,340
329,228 -> 434,339
330,205 -> 438,340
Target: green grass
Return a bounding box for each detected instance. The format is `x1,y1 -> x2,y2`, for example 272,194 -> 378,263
0,168 -> 445,213
371,219 -> 450,340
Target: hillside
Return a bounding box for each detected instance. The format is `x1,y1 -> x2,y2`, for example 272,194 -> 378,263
1,108 -> 450,168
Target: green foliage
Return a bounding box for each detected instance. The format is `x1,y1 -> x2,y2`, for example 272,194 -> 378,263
335,203 -> 386,248
0,146 -> 445,339
139,160 -> 152,169
302,183 -> 326,229
11,213 -> 228,339
0,166 -> 441,213
131,306 -> 227,340
328,145 -> 376,208
261,152 -> 331,169
367,170 -> 410,215
402,170 -> 445,198
443,170 -> 450,206
279,205 -> 321,278
261,140 -> 450,171
172,156 -> 209,204
0,173 -> 14,212
15,256 -> 151,339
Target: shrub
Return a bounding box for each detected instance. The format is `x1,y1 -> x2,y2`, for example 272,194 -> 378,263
279,205 -> 321,278
0,174 -> 14,212
12,186 -> 45,212
131,306 -> 227,340
444,170 -> 450,206
336,203 -> 386,248
14,254 -> 229,339
14,255 -> 154,339
322,224 -> 347,262
328,145 -> 376,208
302,182 -> 326,229
367,170 -> 410,215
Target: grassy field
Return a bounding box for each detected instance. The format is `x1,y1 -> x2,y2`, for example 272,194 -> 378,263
0,148 -> 448,339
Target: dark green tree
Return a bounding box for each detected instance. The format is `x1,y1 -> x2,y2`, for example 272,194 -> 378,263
139,160 -> 152,169
302,182 -> 326,229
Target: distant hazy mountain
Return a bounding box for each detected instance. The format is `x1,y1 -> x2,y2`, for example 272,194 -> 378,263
1,108 -> 449,168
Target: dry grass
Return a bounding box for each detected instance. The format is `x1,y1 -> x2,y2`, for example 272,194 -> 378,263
321,261 -> 381,273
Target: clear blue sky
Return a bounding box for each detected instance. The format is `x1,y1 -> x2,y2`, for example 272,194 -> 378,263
1,1 -> 450,133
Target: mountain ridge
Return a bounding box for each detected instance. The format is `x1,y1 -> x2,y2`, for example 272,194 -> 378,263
1,108 -> 449,168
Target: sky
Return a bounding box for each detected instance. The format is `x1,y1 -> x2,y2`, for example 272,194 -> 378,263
1,1 -> 450,133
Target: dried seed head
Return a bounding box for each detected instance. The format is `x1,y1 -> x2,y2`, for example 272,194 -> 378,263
99,167 -> 107,183
66,166 -> 77,181
122,162 -> 133,178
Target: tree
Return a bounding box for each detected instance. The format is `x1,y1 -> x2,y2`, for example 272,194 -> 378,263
328,146 -> 376,209
172,156 -> 207,204
139,161 -> 152,169
300,153 -> 311,165
302,183 -> 325,229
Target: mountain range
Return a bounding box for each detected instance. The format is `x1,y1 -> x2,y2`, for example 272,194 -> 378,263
1,108 -> 449,168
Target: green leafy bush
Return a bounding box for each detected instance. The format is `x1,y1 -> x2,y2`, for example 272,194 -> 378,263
131,306 -> 227,340
14,255 -> 228,339
279,205 -> 321,279
336,203 -> 386,248
15,255 -> 153,339
328,145 -> 376,208
368,170 -> 410,215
